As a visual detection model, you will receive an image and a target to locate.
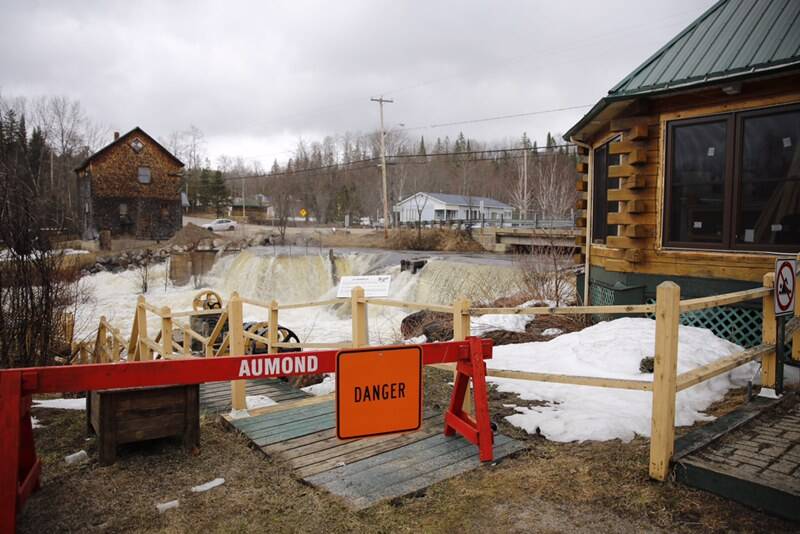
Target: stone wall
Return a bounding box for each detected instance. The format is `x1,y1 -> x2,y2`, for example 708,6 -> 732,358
93,197 -> 182,239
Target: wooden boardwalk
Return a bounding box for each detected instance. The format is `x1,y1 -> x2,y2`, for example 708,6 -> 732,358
674,393 -> 800,521
200,379 -> 309,414
224,399 -> 525,509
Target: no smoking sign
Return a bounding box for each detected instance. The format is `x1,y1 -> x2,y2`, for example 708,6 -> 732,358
774,259 -> 797,317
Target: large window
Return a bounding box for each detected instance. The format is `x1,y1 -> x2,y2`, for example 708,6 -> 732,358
592,136 -> 620,243
664,104 -> 800,252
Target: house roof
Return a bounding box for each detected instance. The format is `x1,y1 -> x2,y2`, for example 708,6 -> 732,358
566,0 -> 800,139
75,126 -> 185,172
398,192 -> 512,209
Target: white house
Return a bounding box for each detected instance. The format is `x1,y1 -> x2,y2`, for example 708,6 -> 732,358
394,192 -> 513,224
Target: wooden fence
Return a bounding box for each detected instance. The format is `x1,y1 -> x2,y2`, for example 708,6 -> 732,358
74,270 -> 799,481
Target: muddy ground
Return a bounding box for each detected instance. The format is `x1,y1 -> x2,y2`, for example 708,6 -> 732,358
20,369 -> 796,533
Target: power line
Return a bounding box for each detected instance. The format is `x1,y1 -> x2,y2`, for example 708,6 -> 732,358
398,104 -> 592,132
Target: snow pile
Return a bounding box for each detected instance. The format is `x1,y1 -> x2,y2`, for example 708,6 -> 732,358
471,314 -> 531,335
246,395 -> 277,410
488,318 -> 753,443
303,375 -> 335,396
33,398 -> 86,410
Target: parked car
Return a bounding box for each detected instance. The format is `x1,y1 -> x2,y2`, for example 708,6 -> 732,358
202,218 -> 238,231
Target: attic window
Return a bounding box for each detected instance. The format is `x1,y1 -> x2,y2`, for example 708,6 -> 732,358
137,166 -> 151,184
130,138 -> 144,153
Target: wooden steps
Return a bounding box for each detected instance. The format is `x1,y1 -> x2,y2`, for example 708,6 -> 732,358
224,399 -> 525,509
200,378 -> 309,414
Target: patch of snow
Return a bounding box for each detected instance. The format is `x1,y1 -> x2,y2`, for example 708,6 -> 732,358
471,314 -> 531,335
33,398 -> 86,410
302,374 -> 335,396
487,318 -> 753,443
31,416 -> 43,429
541,328 -> 563,336
191,478 -> 225,493
228,409 -> 249,419
404,334 -> 427,344
246,395 -> 277,410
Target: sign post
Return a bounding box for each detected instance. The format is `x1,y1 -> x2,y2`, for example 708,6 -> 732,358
774,259 -> 796,396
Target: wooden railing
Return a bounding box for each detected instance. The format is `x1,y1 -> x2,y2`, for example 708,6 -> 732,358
74,264 -> 798,481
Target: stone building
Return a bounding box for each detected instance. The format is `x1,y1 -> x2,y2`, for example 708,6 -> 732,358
76,127 -> 185,240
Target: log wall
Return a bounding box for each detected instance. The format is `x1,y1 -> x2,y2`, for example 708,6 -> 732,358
579,77 -> 800,283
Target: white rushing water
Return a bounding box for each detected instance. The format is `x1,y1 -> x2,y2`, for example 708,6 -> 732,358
76,247 -> 526,345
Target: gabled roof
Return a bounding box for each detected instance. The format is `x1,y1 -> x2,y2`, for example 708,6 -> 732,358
75,126 -> 185,172
398,192 -> 512,210
566,0 -> 800,138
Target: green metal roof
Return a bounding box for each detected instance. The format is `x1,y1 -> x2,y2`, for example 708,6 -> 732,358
567,0 -> 800,138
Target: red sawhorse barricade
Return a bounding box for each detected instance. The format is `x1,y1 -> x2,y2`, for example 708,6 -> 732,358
0,338 -> 493,533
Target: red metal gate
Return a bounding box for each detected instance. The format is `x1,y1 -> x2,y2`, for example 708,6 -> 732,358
0,338 -> 493,533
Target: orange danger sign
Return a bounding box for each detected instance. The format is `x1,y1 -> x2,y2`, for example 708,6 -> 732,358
336,346 -> 422,439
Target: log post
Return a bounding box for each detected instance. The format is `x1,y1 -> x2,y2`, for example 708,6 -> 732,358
111,328 -> 120,362
351,287 -> 368,347
136,296 -> 151,361
649,281 -> 680,481
96,317 -> 108,364
160,306 -> 173,358
183,329 -> 191,357
228,292 -> 246,411
761,272 -> 777,391
268,300 -> 279,354
452,297 -> 473,414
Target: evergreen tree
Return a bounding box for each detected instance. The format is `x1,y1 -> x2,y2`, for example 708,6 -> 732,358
418,136 -> 427,157
208,170 -> 230,216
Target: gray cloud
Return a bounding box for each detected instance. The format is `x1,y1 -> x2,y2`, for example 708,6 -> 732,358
1,0 -> 713,165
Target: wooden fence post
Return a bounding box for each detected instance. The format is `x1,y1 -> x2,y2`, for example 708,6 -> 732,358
452,297 -> 473,414
136,295 -> 151,361
761,272 -> 777,391
351,287 -> 368,347
161,306 -> 173,358
268,300 -> 279,354
95,317 -> 108,364
228,292 -> 246,411
182,329 -> 191,357
649,281 -> 680,481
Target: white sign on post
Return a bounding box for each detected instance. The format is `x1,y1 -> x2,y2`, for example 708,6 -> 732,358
337,275 -> 391,298
774,259 -> 796,317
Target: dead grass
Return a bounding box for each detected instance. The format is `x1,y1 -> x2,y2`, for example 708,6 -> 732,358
19,373 -> 795,534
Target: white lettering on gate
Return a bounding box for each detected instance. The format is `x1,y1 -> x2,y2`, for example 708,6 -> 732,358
238,355 -> 320,378
265,358 -> 280,375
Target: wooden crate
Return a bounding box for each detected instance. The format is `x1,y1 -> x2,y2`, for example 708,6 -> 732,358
86,384 -> 199,465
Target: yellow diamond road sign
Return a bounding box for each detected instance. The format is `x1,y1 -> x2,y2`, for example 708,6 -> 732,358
299,208 -> 308,217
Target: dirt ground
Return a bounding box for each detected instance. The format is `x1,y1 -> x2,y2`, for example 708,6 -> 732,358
20,370 -> 797,534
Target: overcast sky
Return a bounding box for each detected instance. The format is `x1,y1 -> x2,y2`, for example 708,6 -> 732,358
1,0 -> 714,168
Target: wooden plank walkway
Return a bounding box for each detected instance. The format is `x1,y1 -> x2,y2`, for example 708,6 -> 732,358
674,393 -> 800,521
225,399 -> 525,509
200,379 -> 309,414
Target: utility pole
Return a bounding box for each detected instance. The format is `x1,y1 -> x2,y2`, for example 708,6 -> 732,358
241,177 -> 246,219
371,96 -> 393,239
522,149 -> 528,221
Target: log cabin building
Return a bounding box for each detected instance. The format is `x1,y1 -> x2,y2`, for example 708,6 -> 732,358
566,0 -> 800,346
76,127 -> 184,240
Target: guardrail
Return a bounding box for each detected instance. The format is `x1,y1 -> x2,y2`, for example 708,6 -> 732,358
74,263 -> 799,481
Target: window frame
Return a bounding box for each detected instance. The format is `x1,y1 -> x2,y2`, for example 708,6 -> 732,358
137,166 -> 152,184
592,135 -> 621,244
731,103 -> 800,253
663,113 -> 735,250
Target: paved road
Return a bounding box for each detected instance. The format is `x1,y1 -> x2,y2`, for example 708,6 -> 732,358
183,215 -> 375,242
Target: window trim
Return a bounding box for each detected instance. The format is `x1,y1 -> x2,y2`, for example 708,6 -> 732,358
663,113 -> 735,250
137,166 -> 152,184
731,103 -> 800,253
